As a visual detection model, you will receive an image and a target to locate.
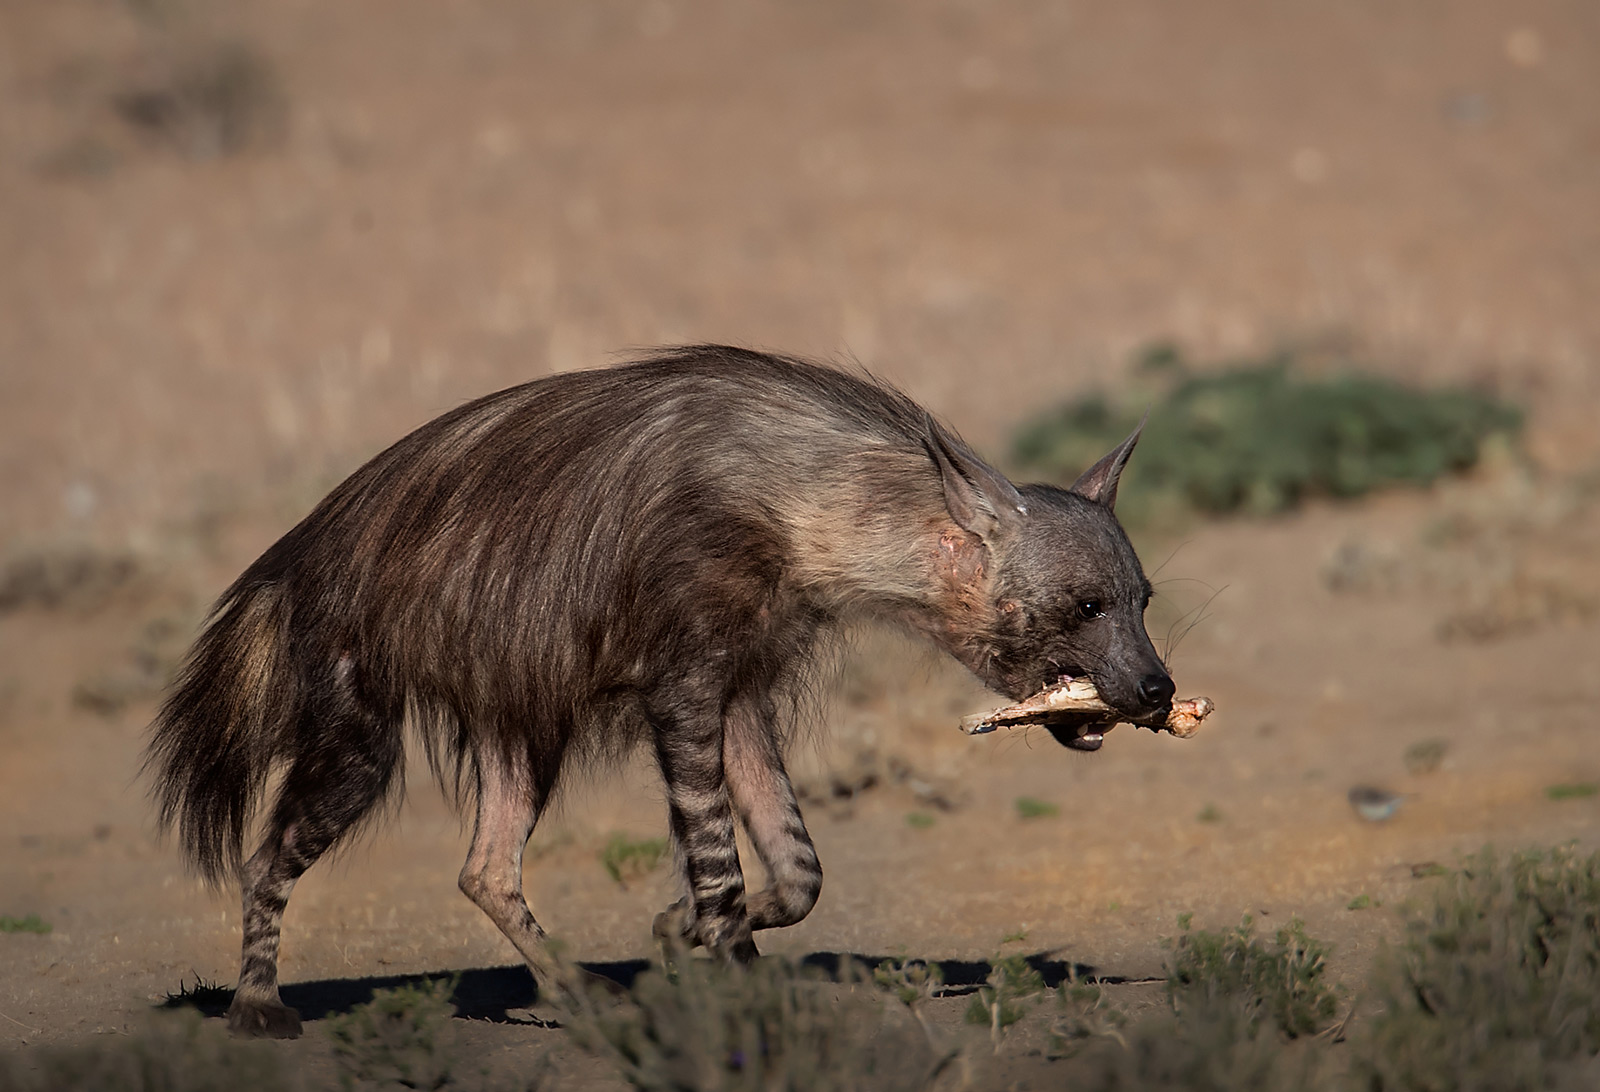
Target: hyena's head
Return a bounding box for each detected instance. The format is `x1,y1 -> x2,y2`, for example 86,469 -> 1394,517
924,417 -> 1174,741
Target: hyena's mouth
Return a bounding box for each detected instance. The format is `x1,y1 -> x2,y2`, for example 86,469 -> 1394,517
1044,721 -> 1113,752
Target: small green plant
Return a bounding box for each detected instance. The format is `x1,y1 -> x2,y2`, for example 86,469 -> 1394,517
1347,894 -> 1377,910
905,811 -> 936,829
999,929 -> 1028,945
872,956 -> 946,1048
326,977 -> 467,1091
965,953 -> 1047,1050
1545,782 -> 1599,801
1011,346 -> 1521,524
1403,738 -> 1449,775
600,833 -> 669,886
1197,804 -> 1223,823
0,912 -> 52,934
1353,846 -> 1600,1091
1048,969 -> 1128,1059
1164,915 -> 1339,1039
873,956 -> 944,1010
1014,796 -> 1059,820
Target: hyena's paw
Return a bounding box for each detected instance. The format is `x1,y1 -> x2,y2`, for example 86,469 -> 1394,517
653,899 -> 759,964
651,898 -> 697,946
227,997 -> 304,1039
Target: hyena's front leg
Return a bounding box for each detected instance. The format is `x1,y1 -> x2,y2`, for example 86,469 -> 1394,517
654,695 -> 821,943
650,697 -> 757,963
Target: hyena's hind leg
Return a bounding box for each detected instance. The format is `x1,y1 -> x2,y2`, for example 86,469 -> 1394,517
648,691 -> 759,963
230,725 -> 402,1038
456,751 -> 569,1000
653,695 -> 820,944
724,699 -> 822,931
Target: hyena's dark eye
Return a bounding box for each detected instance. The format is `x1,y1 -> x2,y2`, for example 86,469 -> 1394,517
1077,599 -> 1102,620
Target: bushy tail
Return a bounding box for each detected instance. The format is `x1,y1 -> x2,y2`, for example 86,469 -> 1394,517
145,579 -> 299,886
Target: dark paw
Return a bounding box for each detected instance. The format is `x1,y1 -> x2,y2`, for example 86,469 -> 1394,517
227,998 -> 303,1039
652,899 -> 698,945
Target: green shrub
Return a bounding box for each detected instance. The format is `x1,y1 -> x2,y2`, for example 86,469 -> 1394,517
1164,915 -> 1339,1039
566,952 -> 959,1091
1353,846 -> 1600,1092
1010,347 -> 1521,523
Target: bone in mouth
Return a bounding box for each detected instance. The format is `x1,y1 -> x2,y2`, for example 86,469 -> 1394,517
959,677 -> 1215,740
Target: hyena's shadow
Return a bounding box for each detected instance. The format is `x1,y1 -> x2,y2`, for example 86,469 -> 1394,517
161,952 -> 1108,1025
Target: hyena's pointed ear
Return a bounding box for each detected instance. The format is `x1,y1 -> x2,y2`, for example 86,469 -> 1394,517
924,414 -> 1028,540
1070,413 -> 1147,511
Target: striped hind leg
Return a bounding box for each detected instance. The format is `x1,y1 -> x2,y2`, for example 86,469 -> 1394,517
229,736 -> 399,1037
649,692 -> 758,963
654,695 -> 820,944
723,697 -> 822,930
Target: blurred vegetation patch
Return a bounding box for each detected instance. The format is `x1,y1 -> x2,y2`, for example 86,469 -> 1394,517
567,951 -> 963,1091
114,40 -> 286,160
73,614 -> 193,717
1164,914 -> 1340,1039
965,952 -> 1047,1048
0,912 -> 52,934
326,977 -> 485,1091
1545,782 -> 1599,802
0,543 -> 143,614
599,833 -> 668,887
1056,999 -> 1332,1092
1353,845 -> 1600,1090
1011,344 -> 1522,524
1014,796 -> 1059,820
1403,738 -> 1449,775
1048,970 -> 1129,1060
0,1010 -> 290,1091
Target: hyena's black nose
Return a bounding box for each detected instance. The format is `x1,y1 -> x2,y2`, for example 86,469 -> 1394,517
1138,673 -> 1175,708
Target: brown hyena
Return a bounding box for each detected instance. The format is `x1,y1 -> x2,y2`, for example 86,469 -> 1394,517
145,346 -> 1171,1037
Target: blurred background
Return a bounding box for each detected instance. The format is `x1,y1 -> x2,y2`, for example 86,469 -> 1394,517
1,0 -> 1597,1062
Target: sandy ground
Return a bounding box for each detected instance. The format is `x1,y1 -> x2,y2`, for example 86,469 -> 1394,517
2,0 -> 1598,1084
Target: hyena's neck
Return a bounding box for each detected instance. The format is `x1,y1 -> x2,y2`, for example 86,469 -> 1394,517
786,507 -> 996,650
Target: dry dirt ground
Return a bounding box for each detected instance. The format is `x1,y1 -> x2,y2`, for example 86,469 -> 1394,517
2,0 -> 1598,1086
